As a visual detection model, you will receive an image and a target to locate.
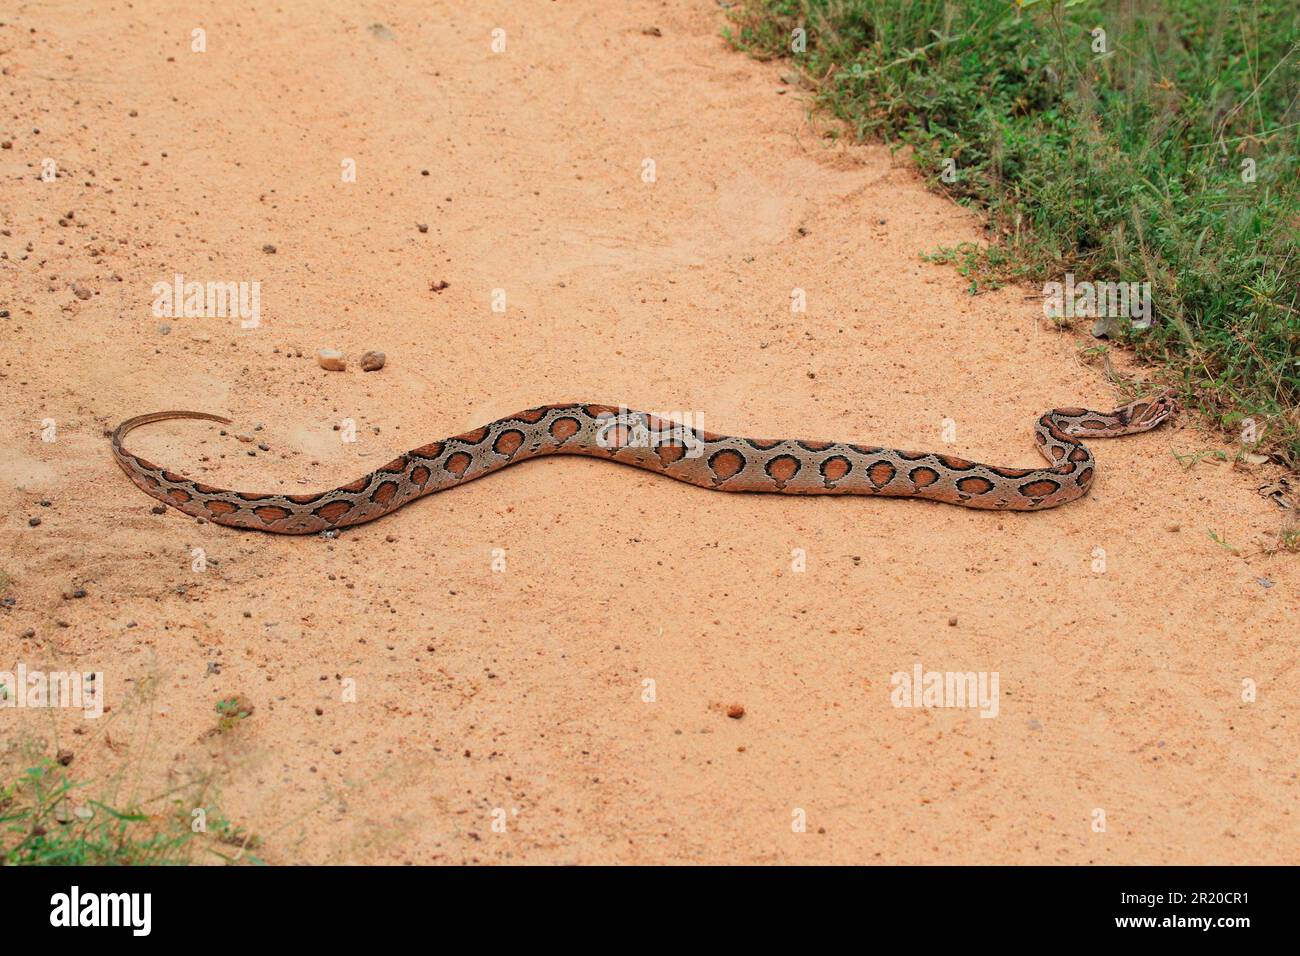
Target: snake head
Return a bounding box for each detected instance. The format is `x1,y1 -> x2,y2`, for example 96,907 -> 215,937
1127,390 -> 1178,431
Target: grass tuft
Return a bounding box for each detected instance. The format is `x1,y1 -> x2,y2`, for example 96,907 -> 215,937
1,756 -> 261,866
727,0 -> 1300,465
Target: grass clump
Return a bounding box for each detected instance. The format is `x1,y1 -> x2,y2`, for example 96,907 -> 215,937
0,756 -> 261,865
213,694 -> 255,734
727,0 -> 1300,464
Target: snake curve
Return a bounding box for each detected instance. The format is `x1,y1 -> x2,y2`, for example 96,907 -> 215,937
111,394 -> 1176,535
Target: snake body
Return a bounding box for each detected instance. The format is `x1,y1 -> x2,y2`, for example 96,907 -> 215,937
111,394 -> 1175,534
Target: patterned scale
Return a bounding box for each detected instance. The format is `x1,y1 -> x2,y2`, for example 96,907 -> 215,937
111,394 -> 1176,534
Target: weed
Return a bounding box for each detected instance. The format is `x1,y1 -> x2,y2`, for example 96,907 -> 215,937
728,0 -> 1300,464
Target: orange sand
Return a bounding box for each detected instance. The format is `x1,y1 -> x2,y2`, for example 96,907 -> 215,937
1,1 -> 1296,864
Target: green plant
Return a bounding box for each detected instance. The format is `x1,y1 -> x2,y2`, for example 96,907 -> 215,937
729,0 -> 1300,465
213,694 -> 255,734
0,757 -> 261,865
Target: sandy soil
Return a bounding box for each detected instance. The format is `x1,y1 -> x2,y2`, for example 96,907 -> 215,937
2,0 -> 1296,864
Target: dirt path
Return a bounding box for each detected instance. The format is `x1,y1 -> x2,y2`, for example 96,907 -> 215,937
2,0 -> 1296,864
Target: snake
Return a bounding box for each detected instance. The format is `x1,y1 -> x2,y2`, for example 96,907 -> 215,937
111,393 -> 1176,535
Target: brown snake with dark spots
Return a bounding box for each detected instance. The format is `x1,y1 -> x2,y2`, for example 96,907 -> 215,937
112,393 -> 1176,534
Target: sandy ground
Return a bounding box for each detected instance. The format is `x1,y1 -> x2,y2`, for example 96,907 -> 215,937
2,0 -> 1297,865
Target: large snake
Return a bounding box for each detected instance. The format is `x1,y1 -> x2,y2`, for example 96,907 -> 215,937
111,394 -> 1176,534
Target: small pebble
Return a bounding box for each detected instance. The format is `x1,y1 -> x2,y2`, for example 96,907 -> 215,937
262,243 -> 277,254
151,505 -> 166,514
360,350 -> 386,372
948,616 -> 958,626
726,704 -> 745,719
27,517 -> 41,527
416,223 -> 428,233
317,348 -> 346,371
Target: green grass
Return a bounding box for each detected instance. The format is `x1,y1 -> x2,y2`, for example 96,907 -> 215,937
3,749 -> 263,868
1,755 -> 261,866
214,694 -> 255,734
2,758 -> 188,865
727,0 -> 1300,465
